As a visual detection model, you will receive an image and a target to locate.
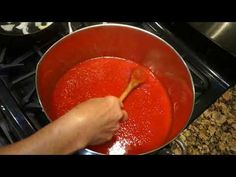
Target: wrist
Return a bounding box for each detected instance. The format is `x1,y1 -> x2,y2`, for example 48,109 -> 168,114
57,112 -> 90,153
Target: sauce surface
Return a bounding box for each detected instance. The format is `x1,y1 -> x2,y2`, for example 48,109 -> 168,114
50,57 -> 173,154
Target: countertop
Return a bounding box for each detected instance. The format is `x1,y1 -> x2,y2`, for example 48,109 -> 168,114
170,85 -> 236,155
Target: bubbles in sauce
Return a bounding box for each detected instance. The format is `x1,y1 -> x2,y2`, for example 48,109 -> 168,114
50,57 -> 173,154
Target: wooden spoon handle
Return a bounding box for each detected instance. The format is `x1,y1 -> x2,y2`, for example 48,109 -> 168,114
119,83 -> 134,102
119,79 -> 141,102
119,67 -> 146,102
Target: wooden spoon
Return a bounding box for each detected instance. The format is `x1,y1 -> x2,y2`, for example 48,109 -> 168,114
119,66 -> 147,102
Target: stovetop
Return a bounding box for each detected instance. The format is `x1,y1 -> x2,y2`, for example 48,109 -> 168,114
0,22 -> 235,154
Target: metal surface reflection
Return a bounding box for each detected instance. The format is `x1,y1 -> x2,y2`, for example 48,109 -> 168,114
189,22 -> 236,57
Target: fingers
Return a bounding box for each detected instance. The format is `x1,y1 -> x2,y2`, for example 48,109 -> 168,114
104,95 -> 128,122
106,134 -> 114,142
113,124 -> 120,131
104,95 -> 124,108
105,96 -> 118,102
119,100 -> 124,109
121,110 -> 128,122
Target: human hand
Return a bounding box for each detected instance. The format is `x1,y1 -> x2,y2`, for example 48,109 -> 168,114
62,96 -> 128,147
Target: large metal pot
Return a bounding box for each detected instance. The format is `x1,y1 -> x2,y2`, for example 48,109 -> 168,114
36,24 -> 195,155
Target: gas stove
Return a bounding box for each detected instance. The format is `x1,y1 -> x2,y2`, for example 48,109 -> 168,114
0,22 -> 235,154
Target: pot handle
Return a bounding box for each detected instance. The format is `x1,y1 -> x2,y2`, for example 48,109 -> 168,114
157,139 -> 187,155
173,139 -> 187,155
68,22 -> 73,34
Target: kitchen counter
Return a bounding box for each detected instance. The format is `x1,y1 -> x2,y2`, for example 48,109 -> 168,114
170,85 -> 236,155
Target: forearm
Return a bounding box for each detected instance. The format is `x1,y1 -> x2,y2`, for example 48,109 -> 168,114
0,114 -> 87,155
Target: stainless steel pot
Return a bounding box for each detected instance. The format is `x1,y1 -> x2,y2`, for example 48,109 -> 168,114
36,24 -> 195,155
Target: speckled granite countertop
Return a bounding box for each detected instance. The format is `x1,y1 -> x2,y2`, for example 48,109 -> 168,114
170,85 -> 236,155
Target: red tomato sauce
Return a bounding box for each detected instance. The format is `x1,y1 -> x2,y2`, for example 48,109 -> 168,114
50,57 -> 173,154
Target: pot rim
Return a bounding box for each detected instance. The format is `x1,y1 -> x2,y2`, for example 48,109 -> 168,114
35,23 -> 195,155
